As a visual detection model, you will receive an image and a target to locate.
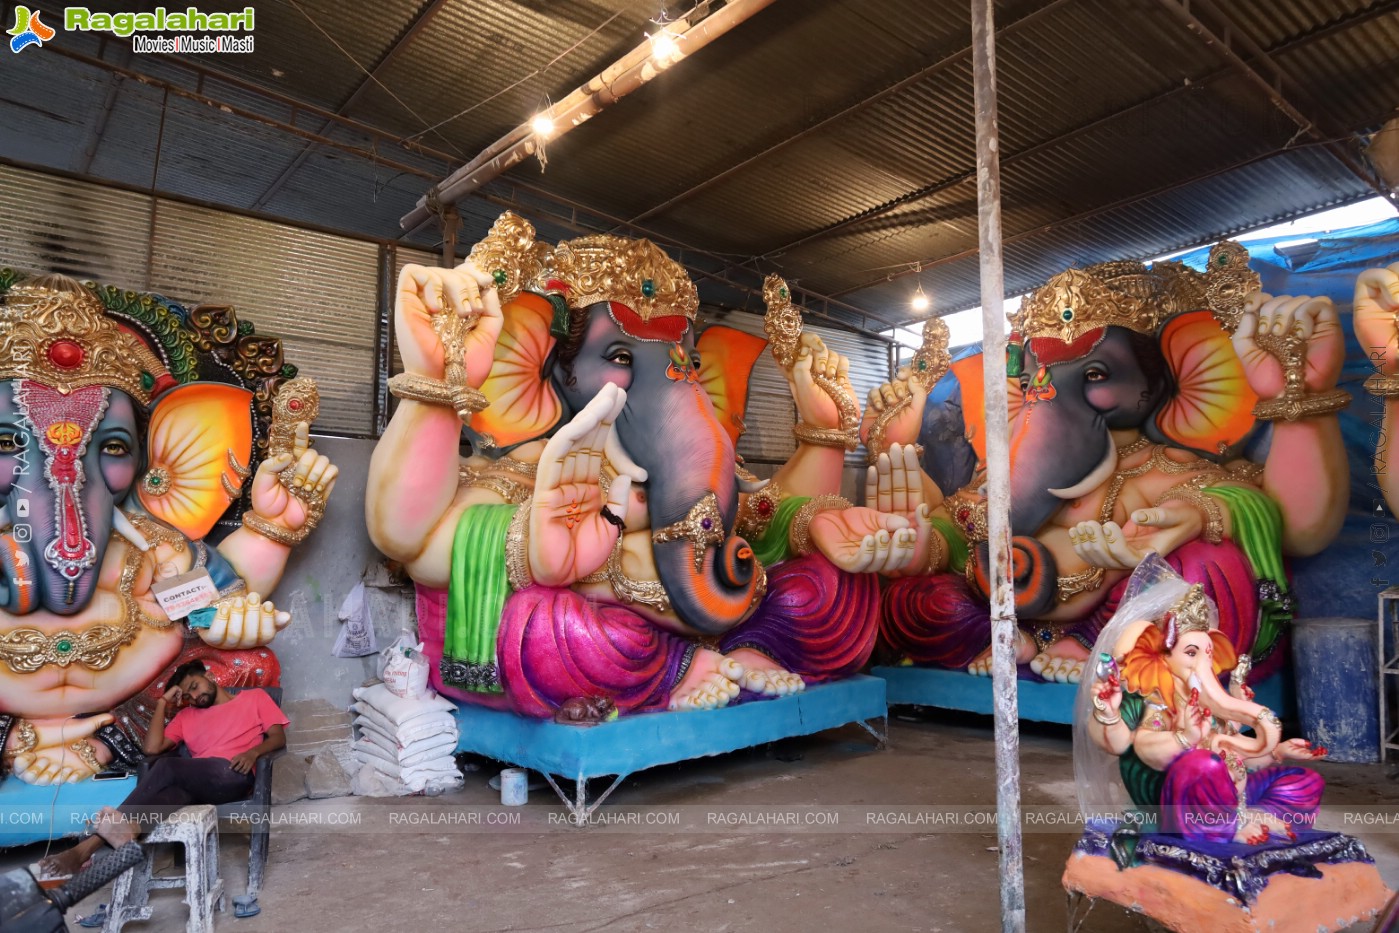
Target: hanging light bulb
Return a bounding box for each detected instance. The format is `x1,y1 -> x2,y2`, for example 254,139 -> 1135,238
649,29 -> 680,60
911,282 -> 930,313
531,113 -> 556,137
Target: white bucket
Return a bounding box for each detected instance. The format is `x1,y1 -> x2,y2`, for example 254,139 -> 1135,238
499,768 -> 528,806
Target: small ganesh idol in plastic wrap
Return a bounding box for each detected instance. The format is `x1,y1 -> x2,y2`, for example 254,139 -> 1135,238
1063,554 -> 1393,930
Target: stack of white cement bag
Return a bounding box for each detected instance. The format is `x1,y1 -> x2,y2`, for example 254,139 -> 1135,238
350,682 -> 464,795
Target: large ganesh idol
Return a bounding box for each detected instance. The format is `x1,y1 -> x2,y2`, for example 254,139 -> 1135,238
866,243 -> 1349,687
0,273 -> 337,784
367,213 -> 916,717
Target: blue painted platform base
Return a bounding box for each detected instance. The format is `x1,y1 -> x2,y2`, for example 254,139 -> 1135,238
452,675 -> 887,820
873,666 -> 1295,726
0,774 -> 135,848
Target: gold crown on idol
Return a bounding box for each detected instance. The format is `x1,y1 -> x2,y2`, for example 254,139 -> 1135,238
0,275 -> 169,405
468,212 -> 698,323
1011,240 -> 1259,344
1162,583 -> 1214,649
549,234 -> 698,322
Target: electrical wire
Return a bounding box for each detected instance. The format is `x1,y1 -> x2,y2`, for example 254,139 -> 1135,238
279,0 -> 460,157
403,9 -> 626,145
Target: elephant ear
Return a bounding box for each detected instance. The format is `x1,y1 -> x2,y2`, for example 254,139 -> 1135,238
139,383 -> 254,540
468,291 -> 563,447
1154,310 -> 1257,455
696,326 -> 768,448
950,352 -> 1025,464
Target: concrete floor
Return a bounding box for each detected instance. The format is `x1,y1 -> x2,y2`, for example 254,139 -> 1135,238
5,711 -> 1396,933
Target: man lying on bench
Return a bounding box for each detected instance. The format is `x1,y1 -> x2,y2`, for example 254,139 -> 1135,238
40,660 -> 288,878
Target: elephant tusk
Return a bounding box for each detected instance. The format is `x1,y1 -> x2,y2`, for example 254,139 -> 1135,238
1048,437 -> 1118,500
737,472 -> 770,494
113,508 -> 152,552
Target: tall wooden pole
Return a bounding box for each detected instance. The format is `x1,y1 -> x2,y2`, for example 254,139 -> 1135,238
971,0 -> 1025,929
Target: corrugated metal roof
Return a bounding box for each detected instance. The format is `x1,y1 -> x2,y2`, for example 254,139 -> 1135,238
351,0 -> 656,149
2,0 -> 1395,335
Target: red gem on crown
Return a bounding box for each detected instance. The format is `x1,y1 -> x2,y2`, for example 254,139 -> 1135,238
47,340 -> 85,370
288,398 -> 303,412
755,498 -> 774,517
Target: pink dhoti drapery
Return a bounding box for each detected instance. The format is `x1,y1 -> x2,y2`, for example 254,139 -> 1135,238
417,554 -> 879,718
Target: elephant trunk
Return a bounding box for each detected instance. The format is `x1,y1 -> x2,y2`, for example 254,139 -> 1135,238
15,476 -> 116,615
617,377 -> 762,635
651,530 -> 763,635
1008,395 -> 1115,536
1193,663 -> 1279,758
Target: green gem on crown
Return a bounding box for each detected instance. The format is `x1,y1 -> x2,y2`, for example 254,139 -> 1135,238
140,371 -> 155,390
55,639 -> 73,654
492,270 -> 507,286
641,278 -> 656,298
1061,307 -> 1074,322
779,287 -> 789,299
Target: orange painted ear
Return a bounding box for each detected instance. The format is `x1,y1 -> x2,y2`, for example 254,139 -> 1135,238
468,291 -> 563,447
950,352 -> 1023,464
1155,310 -> 1257,454
696,326 -> 768,448
139,383 -> 254,540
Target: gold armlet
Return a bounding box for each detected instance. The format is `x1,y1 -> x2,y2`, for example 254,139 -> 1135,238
389,373 -> 489,420
242,512 -> 308,547
1364,373 -> 1399,398
789,495 -> 852,557
1056,567 -> 1105,603
1251,388 -> 1350,421
793,422 -> 858,451
736,482 -> 784,541
923,529 -> 948,574
1230,653 -> 1253,690
1155,483 -> 1226,544
463,468 -> 533,505
506,499 -> 534,591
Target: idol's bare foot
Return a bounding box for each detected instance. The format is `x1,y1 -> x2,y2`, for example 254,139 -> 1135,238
724,647 -> 804,696
668,648 -> 743,711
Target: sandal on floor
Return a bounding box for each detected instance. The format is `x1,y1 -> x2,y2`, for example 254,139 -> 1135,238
28,860 -> 74,890
76,904 -> 108,928
233,894 -> 261,919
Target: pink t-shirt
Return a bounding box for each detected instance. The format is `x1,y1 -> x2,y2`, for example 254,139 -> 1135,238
165,690 -> 289,761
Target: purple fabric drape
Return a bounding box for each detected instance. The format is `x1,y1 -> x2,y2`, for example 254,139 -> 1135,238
719,554 -> 880,682
1159,748 -> 1324,842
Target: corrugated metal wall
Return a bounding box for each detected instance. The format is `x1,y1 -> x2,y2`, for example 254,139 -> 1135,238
0,165 -> 381,437
0,165 -> 153,286
0,165 -> 892,458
